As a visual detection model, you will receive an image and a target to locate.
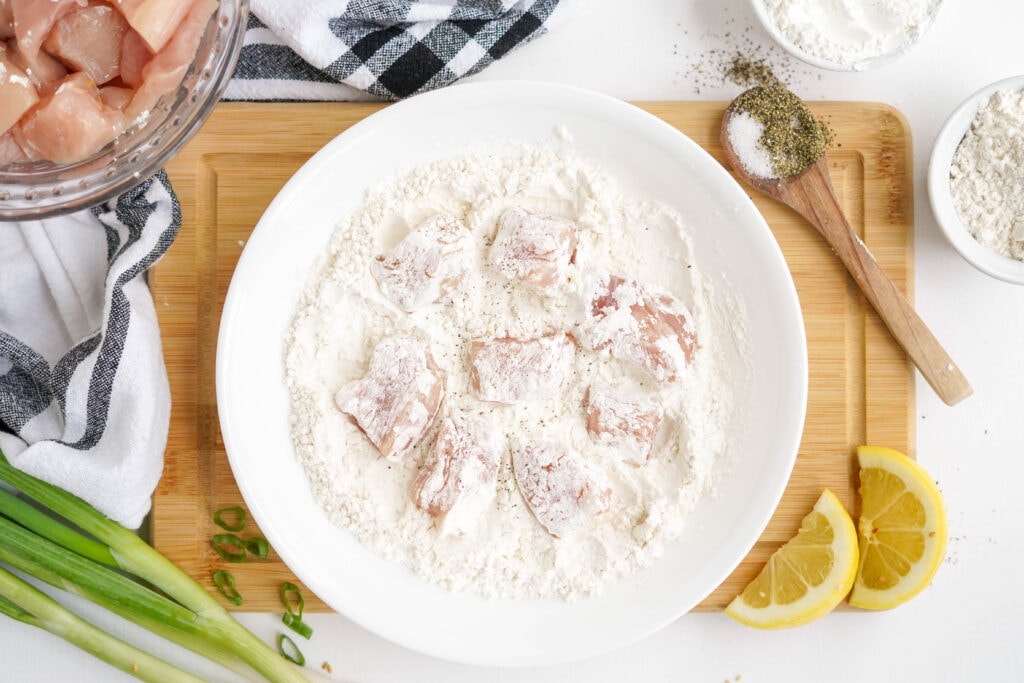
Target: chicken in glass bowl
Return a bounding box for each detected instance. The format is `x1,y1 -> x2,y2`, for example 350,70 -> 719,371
0,0 -> 248,220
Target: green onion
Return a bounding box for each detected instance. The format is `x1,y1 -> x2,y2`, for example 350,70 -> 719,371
279,581 -> 313,638
212,570 -> 243,606
282,612 -> 314,639
213,506 -> 247,532
280,582 -> 305,619
0,516 -> 215,637
245,537 -> 271,559
211,534 -> 248,563
0,593 -> 31,623
0,565 -> 206,683
0,487 -> 117,568
276,633 -> 305,666
0,450 -> 311,682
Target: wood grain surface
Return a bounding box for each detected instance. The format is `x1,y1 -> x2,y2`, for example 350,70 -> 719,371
153,100 -> 914,613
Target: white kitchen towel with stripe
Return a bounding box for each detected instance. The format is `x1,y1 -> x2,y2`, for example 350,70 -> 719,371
226,0 -> 582,101
0,174 -> 180,529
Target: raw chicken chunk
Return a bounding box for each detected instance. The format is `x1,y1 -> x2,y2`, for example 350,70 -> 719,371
488,207 -> 578,292
6,39 -> 70,94
469,333 -> 576,404
126,0 -> 217,120
44,2 -> 129,85
11,0 -> 83,60
0,3 -> 13,40
370,213 -> 473,313
579,274 -> 697,385
119,28 -> 151,88
0,131 -> 27,163
584,385 -> 664,466
335,335 -> 443,461
411,411 -> 502,536
0,44 -> 39,136
112,0 -> 194,53
100,85 -> 134,111
512,440 -> 612,538
17,73 -> 126,163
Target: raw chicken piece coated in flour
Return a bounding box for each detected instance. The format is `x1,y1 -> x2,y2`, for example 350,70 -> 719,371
579,274 -> 696,385
335,335 -> 443,461
371,213 -> 474,313
512,440 -> 612,538
412,411 -> 503,536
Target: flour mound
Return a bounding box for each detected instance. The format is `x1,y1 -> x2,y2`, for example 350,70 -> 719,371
950,88 -> 1024,262
284,141 -> 746,600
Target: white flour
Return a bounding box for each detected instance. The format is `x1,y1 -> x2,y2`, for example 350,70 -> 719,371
761,0 -> 941,67
950,89 -> 1024,262
284,141 -> 748,599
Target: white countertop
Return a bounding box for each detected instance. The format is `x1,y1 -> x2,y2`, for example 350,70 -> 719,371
5,1 -> 1024,681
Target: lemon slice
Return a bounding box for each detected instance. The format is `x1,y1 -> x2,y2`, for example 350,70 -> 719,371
849,445 -> 947,610
725,489 -> 858,628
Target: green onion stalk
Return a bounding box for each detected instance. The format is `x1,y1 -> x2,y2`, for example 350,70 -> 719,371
0,450 -> 311,683
0,566 -> 206,683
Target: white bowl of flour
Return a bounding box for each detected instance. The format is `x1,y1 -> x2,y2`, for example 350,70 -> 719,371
751,0 -> 944,71
929,75 -> 1024,285
216,81 -> 808,666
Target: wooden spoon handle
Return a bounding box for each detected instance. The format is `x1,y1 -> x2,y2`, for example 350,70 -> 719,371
782,161 -> 973,406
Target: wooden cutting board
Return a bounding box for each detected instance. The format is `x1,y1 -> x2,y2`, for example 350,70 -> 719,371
153,101 -> 914,613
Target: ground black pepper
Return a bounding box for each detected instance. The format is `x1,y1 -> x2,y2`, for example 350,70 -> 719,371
675,5 -> 821,96
725,55 -> 778,88
731,84 -> 832,177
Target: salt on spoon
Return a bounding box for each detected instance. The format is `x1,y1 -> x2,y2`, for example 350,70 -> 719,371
720,84 -> 972,406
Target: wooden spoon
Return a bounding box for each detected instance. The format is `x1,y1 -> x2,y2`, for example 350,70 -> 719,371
720,104 -> 972,406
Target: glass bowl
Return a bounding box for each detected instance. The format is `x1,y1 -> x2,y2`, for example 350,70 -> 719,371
928,75 -> 1024,285
0,0 -> 249,221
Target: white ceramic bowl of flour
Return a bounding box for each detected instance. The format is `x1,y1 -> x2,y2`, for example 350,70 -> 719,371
216,81 -> 808,667
750,0 -> 944,71
928,75 -> 1024,285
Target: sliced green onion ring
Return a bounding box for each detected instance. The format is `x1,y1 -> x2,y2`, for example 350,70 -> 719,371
279,582 -> 305,619
276,633 -> 305,666
245,537 -> 270,559
212,506 -> 247,532
211,534 -> 247,563
212,570 -> 243,606
282,612 -> 313,639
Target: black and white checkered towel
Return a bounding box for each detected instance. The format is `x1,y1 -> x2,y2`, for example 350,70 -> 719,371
226,0 -> 581,101
0,1 -> 576,528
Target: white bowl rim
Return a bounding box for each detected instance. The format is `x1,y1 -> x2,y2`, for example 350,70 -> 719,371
927,74 -> 1024,285
748,0 -> 941,72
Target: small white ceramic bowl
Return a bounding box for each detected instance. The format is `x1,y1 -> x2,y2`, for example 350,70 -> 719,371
928,75 -> 1024,285
750,0 -> 943,71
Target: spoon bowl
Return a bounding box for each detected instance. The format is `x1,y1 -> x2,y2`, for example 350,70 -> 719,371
720,101 -> 972,407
